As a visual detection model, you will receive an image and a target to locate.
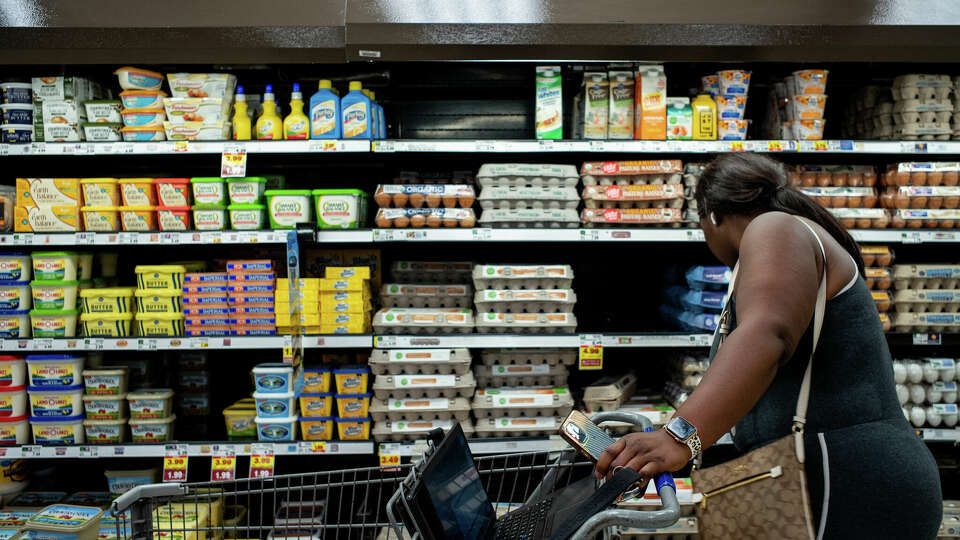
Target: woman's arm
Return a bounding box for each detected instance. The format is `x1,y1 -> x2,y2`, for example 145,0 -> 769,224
596,213 -> 822,479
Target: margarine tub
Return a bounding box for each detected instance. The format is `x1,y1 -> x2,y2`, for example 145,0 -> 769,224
0,386 -> 25,417
32,252 -> 78,282
300,417 -> 334,441
83,100 -> 122,124
135,265 -> 186,289
0,282 -> 30,311
227,177 -> 266,205
134,313 -> 183,337
79,288 -> 134,314
25,503 -> 102,540
115,67 -> 163,91
78,179 -> 119,208
0,415 -> 28,444
26,356 -> 83,388
30,416 -> 84,445
312,189 -> 368,230
228,204 -> 266,230
253,363 -> 293,394
265,190 -> 313,229
127,389 -> 173,420
154,178 -> 190,207
83,419 -> 126,445
0,254 -> 31,282
335,393 -> 371,419
30,281 -> 78,310
119,206 -> 156,231
120,126 -> 164,142
303,368 -> 331,393
156,207 -> 191,231
28,385 -> 83,418
82,394 -> 126,421
128,415 -> 174,443
223,401 -> 256,440
81,123 -> 122,143
119,90 -> 166,110
334,365 -> 369,395
134,289 -> 182,313
299,393 -> 333,418
253,391 -> 295,418
120,109 -> 164,128
335,417 -> 371,440
190,178 -> 227,207
192,206 -> 226,231
0,358 -> 25,388
80,207 -> 119,232
29,310 -> 78,338
82,368 -> 128,396
255,415 -> 298,442
79,313 -> 134,338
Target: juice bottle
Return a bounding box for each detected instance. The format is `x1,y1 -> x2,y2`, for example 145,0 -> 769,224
309,79 -> 341,139
255,84 -> 283,140
692,94 -> 717,140
231,86 -> 251,141
363,90 -> 377,139
283,83 -> 309,140
341,81 -> 372,139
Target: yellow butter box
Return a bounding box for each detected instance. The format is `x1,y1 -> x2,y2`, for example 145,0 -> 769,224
275,301 -> 320,315
277,278 -> 320,291
320,291 -> 371,313
342,249 -> 382,287
276,311 -> 321,327
319,321 -> 371,334
321,312 -> 371,326
324,266 -> 371,280
319,277 -> 369,293
16,178 -> 80,207
278,325 -> 322,335
14,205 -> 80,232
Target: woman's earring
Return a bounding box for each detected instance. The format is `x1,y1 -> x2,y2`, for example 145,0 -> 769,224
710,212 -> 718,226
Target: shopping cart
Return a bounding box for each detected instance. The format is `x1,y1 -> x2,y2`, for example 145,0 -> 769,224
110,412 -> 678,540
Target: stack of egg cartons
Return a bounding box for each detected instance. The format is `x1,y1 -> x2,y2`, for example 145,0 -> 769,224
32,75 -> 106,142
0,356 -> 27,444
333,365 -> 373,441
113,67 -> 167,143
320,267 -> 372,334
891,262 -> 960,333
163,73 -> 236,141
15,178 -> 81,234
134,265 -> 186,337
473,264 -> 577,334
372,182 -> 477,229
659,265 -> 730,334
228,259 -> 277,336
893,358 -> 958,429
581,372 -> 660,435
0,253 -> 32,338
891,74 -> 953,141
81,365 -> 129,445
26,354 -> 85,445
475,164 -> 580,228
276,278 -> 319,334
781,69 -> 829,140
663,354 -> 709,409
580,160 -> 686,228
370,349 -> 474,441
861,245 -> 895,332
843,85 -> 893,140
252,362 -> 298,441
182,271 -> 230,337
879,161 -> 960,230
29,252 -> 92,339
681,163 -> 707,227
175,352 -> 210,439
374,261 -> 476,335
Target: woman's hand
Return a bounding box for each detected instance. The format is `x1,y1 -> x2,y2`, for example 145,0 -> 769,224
595,429 -> 691,481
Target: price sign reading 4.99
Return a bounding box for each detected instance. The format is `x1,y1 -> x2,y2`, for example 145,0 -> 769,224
249,444 -> 275,478
210,446 -> 237,482
163,444 -> 189,482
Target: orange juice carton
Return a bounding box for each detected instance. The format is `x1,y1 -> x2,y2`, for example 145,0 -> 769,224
636,65 -> 667,140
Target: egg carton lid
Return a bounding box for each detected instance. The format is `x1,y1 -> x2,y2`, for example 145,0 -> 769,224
477,176 -> 579,189
472,264 -> 573,281
370,397 -> 472,422
582,184 -> 685,202
584,372 -> 638,402
826,208 -> 888,219
474,289 -> 576,305
475,363 -> 569,383
582,397 -> 627,412
477,164 -> 579,180
478,209 -> 580,224
369,349 -> 472,376
891,162 -> 960,173
581,207 -> 684,224
474,312 -> 577,329
893,289 -> 960,303
380,283 -> 472,298
893,264 -> 960,279
375,184 -> 475,196
373,308 -> 475,327
372,418 -> 474,442
894,312 -> 960,326
893,100 -> 953,113
894,123 -> 951,136
893,74 -> 953,88
372,373 -> 477,400
874,102 -> 894,115
478,200 -> 581,212
478,186 -> 579,202
897,186 -> 960,196
473,416 -> 561,436
479,348 -> 577,366
798,187 -> 877,197
389,261 -> 473,278
580,160 -> 683,176
895,209 -> 960,220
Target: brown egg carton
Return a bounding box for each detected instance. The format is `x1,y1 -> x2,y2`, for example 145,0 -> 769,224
472,416 -> 562,438
893,289 -> 960,313
799,187 -> 879,208
872,290 -> 893,313
472,387 -> 574,418
479,348 -> 577,366
372,371 -> 477,400
581,207 -> 685,227
389,261 -> 473,284
826,208 -> 891,228
368,348 -> 472,376
579,160 -> 684,187
474,363 -> 569,387
582,184 -> 686,209
584,372 -> 638,402
891,209 -> 960,228
394,170 -> 476,186
374,208 -> 476,228
892,312 -> 960,333
379,283 -> 473,309
788,165 -> 878,188
374,184 -> 475,209
866,268 -> 893,290
880,186 -> 960,210
372,418 -> 473,442
881,163 -> 960,187
370,397 -> 472,422
860,245 -> 895,267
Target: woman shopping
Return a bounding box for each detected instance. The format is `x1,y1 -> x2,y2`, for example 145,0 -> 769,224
596,153 -> 942,539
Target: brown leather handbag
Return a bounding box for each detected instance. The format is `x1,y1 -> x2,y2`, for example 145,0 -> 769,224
691,249 -> 825,540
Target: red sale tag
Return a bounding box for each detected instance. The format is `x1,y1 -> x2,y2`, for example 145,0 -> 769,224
249,444 -> 275,478
163,444 -> 189,482
210,446 -> 236,482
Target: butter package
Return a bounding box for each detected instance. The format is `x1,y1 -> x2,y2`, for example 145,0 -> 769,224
321,312 -> 371,326
608,71 -> 634,140
342,249 -> 383,288
31,76 -> 97,102
320,291 -> 371,313
582,72 -> 609,140
324,267 -> 371,280
319,277 -> 370,293
15,206 -> 80,232
276,311 -> 320,327
16,178 -> 80,208
41,100 -> 86,125
320,320 -> 370,334
636,64 -> 667,140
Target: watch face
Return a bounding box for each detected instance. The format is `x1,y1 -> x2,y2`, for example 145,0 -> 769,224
668,417 -> 697,440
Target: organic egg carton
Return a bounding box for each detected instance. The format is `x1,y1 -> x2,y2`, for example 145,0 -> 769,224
894,122 -> 951,141
373,184 -> 475,209
379,283 -> 473,309
390,261 -> 473,284
880,186 -> 960,210
882,163 -> 960,187
374,208 -> 477,228
475,363 -> 569,387
616,516 -> 700,539
477,186 -> 580,210
893,289 -> 960,313
480,348 -> 577,366
799,187 -> 879,209
891,209 -> 960,228
581,173 -> 685,188
472,387 -> 573,418
866,268 -> 893,290
393,170 -> 476,185
474,289 -> 577,314
472,264 -> 574,290
368,348 -> 472,376
372,418 -> 474,442
476,164 -> 580,189
581,207 -> 685,227
372,371 -> 477,400
579,160 -> 683,187
477,208 -> 580,228
893,312 -> 960,333
892,265 -> 960,289
372,308 -> 475,334
472,416 -> 562,438
827,208 -> 892,229
475,312 -> 578,334
582,184 -> 686,209
370,396 -> 472,422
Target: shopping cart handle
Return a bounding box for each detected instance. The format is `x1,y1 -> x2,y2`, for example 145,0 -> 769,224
589,411 -> 654,430
111,483 -> 189,514
642,426 -> 676,497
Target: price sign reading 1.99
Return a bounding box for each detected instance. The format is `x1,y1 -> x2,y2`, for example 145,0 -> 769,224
249,444 -> 276,479
210,446 -> 237,482
163,444 -> 189,482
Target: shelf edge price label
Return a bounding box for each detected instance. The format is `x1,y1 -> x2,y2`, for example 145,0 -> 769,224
813,141 -> 828,152
912,333 -> 942,346
767,141 -> 783,152
729,141 -> 745,152
210,446 -> 237,482
249,444 -> 275,478
379,453 -> 401,468
163,444 -> 189,482
578,334 -> 603,370
221,145 -> 248,177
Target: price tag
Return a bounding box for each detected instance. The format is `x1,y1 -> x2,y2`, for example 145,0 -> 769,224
120,143 -> 135,153
578,334 -> 604,370
163,444 -> 189,482
813,141 -> 828,152
767,141 -> 783,152
379,454 -> 401,468
78,446 -> 97,458
160,233 -> 180,245
686,229 -> 705,242
692,334 -> 714,347
912,333 -> 942,346
0,145 -> 8,157
210,446 -> 237,482
901,142 -> 929,153
35,339 -> 53,351
74,232 -> 96,245
221,145 -> 248,177
308,441 -> 326,453
20,445 -> 41,457
249,444 -> 275,478
729,141 -> 745,152
375,141 -> 396,153
471,229 -> 493,241
137,339 -> 158,351
538,140 -> 557,151
173,141 -> 189,153
475,142 -> 496,152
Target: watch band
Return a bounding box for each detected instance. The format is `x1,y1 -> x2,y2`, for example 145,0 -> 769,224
684,433 -> 703,460
665,417 -> 703,460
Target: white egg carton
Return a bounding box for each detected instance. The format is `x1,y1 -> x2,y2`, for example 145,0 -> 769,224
476,164 -> 580,189
583,397 -> 627,412
475,312 -> 578,334
894,74 -> 952,89
472,415 -> 562,438
893,359 -> 957,385
584,372 -> 638,402
902,403 -> 958,428
368,348 -> 472,375
474,289 -> 577,313
379,283 -> 473,308
896,383 -> 958,406
389,261 -> 473,284
372,308 -> 475,334
616,517 -> 699,539
477,186 -> 580,210
475,363 -> 569,387
472,264 -> 574,290
580,160 -> 684,187
372,418 -> 474,442
582,184 -> 686,209
893,87 -> 953,102
893,290 -> 960,313
478,208 -> 580,228
894,122 -> 951,140
472,387 -> 573,418
893,265 -> 960,289
480,348 -> 577,366
893,312 -> 960,333
372,371 -> 477,400
370,396 -> 472,422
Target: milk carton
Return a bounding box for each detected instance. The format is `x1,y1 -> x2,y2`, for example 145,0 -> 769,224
583,72 -> 609,140
535,66 -> 562,140
607,71 -> 634,140
636,65 -> 667,140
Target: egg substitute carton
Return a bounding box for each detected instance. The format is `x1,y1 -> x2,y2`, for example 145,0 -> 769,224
477,208 -> 580,228
373,370 -> 476,399
617,516 -> 700,539
582,184 -> 686,209
894,122 -> 951,141
373,184 -> 475,209
472,264 -> 574,290
477,186 -> 580,210
471,387 -> 572,418
369,348 -> 472,376
893,265 -> 960,290
473,416 -> 562,438
893,312 -> 960,333
475,363 -> 569,387
475,312 -> 578,334
374,207 -> 477,228
372,308 -> 475,334
580,160 -> 684,187
390,261 -> 473,284
474,289 -> 577,313
370,396 -> 472,422
893,290 -> 960,313
379,283 -> 473,308
581,207 -> 686,227
480,348 -> 577,366
372,418 -> 474,442
476,164 -> 580,189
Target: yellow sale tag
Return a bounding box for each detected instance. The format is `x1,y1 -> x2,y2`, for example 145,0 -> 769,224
221,145 -> 248,177
210,455 -> 236,482
163,449 -> 188,483
730,141 -> 744,152
249,450 -> 275,478
814,141 -> 828,151
174,141 -> 189,153
578,345 -> 603,370
380,454 -> 401,468
767,141 -> 782,152
311,442 -> 326,453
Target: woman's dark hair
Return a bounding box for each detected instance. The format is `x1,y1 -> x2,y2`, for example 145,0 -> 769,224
694,153 -> 864,276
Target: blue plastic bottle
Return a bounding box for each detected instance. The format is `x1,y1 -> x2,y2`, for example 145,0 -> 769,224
370,90 -> 385,139
341,81 -> 372,140
309,79 -> 341,139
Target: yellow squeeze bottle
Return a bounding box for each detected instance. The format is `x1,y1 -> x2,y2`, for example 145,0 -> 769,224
232,86 -> 251,141
283,83 -> 309,140
255,84 -> 283,140
692,94 -> 717,140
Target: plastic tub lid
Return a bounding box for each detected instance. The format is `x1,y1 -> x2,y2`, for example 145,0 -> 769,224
134,265 -> 187,272
0,310 -> 29,316
311,189 -> 367,196
134,288 -> 182,297
192,205 -> 226,211
27,504 -> 103,530
0,415 -> 27,423
0,385 -> 25,392
80,206 -> 119,212
82,393 -> 127,401
83,418 -> 125,426
228,203 -> 266,210
264,189 -> 312,196
254,415 -> 298,424
134,313 -> 184,321
227,177 -> 266,183
333,365 -> 370,375
83,368 -> 128,375
0,281 -> 29,288
154,178 -> 189,183
304,367 -> 331,373
29,415 -> 84,423
0,356 -> 23,362
156,206 -> 191,211
28,385 -> 82,392
79,178 -> 118,183
254,363 -> 293,371
335,417 -> 370,423
79,288 -> 135,297
190,178 -> 226,183
118,206 -> 155,211
253,391 -> 294,399
32,252 -> 80,257
31,280 -> 79,287
29,309 -> 79,316
117,178 -> 154,183
0,253 -> 28,257
300,392 -> 333,398
127,389 -> 173,400
80,312 -> 134,322
26,355 -> 82,361
334,393 -> 372,399
301,416 -> 334,422
128,415 -> 175,424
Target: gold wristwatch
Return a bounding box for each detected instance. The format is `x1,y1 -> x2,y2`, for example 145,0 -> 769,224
664,416 -> 702,460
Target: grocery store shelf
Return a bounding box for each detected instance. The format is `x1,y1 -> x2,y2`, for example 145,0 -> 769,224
0,231 -> 289,247
915,429 -> 960,442
371,228 -> 704,243
0,335 -> 373,352
0,441 -> 373,459
850,230 -> 960,244
0,140 -> 369,157
379,436 -> 568,458
373,333 -> 712,349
